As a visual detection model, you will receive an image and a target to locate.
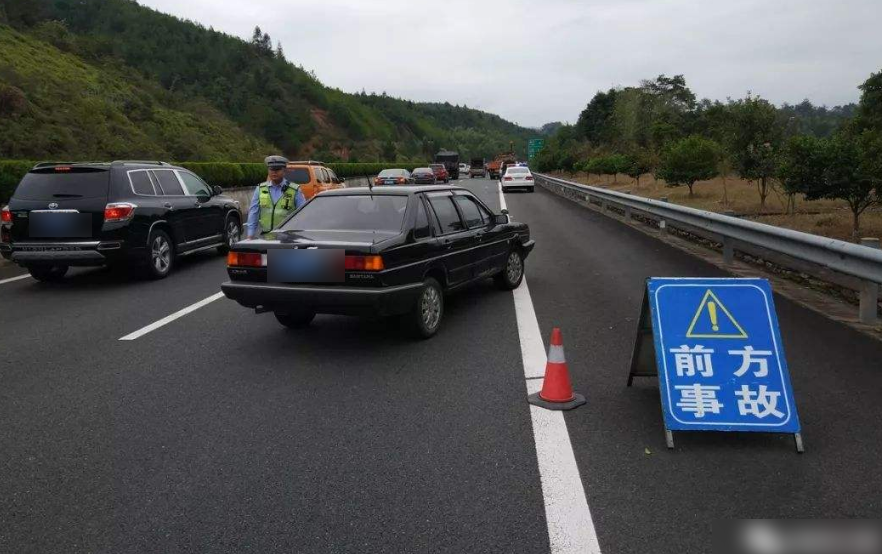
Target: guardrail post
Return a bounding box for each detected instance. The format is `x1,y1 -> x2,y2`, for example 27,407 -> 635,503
624,206 -> 632,221
859,238 -> 880,325
722,237 -> 735,265
659,197 -> 669,234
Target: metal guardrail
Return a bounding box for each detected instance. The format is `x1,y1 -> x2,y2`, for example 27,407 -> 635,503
534,173 -> 882,325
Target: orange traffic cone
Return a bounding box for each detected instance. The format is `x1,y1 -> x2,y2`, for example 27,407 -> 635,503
528,328 -> 587,411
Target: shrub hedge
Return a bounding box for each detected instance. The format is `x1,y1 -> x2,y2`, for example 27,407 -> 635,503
0,160 -> 430,203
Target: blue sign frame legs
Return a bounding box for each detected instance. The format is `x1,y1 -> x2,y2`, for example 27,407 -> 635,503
628,278 -> 804,453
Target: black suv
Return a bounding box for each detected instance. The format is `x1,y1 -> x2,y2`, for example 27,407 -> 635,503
0,161 -> 242,281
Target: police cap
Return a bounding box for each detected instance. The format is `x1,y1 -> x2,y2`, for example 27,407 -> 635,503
265,155 -> 288,170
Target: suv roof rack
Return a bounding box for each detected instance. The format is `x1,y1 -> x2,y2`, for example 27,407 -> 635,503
32,161 -> 95,169
110,160 -> 170,166
287,160 -> 325,166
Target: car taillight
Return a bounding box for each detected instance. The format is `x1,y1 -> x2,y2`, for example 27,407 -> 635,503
345,255 -> 384,271
396,177 -> 405,184
525,176 -> 533,181
375,178 -> 383,185
227,252 -> 266,267
504,176 -> 513,181
1,206 -> 11,224
104,202 -> 137,222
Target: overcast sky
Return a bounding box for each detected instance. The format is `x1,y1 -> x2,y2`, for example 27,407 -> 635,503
139,0 -> 882,128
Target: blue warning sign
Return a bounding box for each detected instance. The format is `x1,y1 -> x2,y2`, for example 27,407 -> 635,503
647,278 -> 801,434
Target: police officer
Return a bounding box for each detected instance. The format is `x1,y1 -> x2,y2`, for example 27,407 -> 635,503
245,155 -> 306,239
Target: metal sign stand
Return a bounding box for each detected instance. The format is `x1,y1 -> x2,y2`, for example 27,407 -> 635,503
627,285 -> 805,454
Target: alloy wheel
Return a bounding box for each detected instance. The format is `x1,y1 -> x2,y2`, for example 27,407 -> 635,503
152,236 -> 171,273
421,285 -> 441,330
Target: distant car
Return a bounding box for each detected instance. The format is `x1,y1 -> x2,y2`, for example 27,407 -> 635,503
429,164 -> 450,183
284,160 -> 345,200
221,185 -> 535,338
469,158 -> 486,178
375,169 -> 412,186
458,163 -> 469,176
1,161 -> 242,281
501,166 -> 535,193
412,168 -> 437,185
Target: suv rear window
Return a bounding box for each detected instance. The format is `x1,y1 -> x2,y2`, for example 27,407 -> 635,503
280,195 -> 409,233
13,169 -> 110,200
153,170 -> 185,196
285,168 -> 311,185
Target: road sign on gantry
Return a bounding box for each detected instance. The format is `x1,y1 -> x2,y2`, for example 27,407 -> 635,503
628,278 -> 803,452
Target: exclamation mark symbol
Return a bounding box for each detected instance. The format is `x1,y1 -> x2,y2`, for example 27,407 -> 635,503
708,301 -> 719,332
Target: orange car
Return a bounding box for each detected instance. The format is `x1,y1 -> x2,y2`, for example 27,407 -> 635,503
284,160 -> 346,200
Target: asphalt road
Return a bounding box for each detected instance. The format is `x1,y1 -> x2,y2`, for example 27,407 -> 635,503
2,177 -> 881,553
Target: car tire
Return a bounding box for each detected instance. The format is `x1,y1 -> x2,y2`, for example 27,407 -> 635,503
28,265 -> 69,282
275,310 -> 316,328
218,216 -> 241,254
408,277 -> 444,339
145,228 -> 174,280
494,249 -> 524,290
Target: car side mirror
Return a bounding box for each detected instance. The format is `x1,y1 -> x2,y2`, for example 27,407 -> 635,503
212,185 -> 223,196
494,213 -> 509,225
339,177 -> 345,183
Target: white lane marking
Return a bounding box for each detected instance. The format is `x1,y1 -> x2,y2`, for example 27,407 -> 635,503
514,279 -> 602,554
0,274 -> 31,285
498,181 -> 508,211
119,292 -> 224,341
504,181 -> 602,553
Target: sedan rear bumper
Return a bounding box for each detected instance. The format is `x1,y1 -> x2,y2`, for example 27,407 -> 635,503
221,281 -> 424,317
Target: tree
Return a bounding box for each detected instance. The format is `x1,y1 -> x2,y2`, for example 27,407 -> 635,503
575,89 -> 618,144
727,95 -> 784,208
778,135 -> 829,214
657,136 -> 721,196
623,152 -> 651,187
813,132 -> 880,237
275,40 -> 284,60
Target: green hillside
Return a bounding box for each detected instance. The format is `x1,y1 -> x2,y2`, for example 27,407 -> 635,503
0,0 -> 534,162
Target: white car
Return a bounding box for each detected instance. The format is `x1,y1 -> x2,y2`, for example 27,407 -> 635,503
501,166 -> 535,193
458,163 -> 469,178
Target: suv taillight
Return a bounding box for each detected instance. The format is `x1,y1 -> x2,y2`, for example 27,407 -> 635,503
104,203 -> 136,222
1,206 -> 11,225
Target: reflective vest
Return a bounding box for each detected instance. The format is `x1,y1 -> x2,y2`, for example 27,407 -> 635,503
258,182 -> 298,233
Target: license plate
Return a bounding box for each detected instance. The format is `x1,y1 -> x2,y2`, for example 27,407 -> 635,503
29,212 -> 91,238
267,249 -> 344,283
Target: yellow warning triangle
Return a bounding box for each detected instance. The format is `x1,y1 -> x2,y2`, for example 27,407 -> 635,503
685,289 -> 748,339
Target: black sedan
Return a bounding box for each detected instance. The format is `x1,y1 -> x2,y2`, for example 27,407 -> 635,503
221,186 -> 534,338
411,168 -> 437,185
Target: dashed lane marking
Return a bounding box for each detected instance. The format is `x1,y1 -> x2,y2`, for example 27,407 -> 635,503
503,182 -> 602,554
119,292 -> 224,341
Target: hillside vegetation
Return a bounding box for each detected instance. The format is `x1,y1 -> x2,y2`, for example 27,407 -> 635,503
0,0 -> 534,162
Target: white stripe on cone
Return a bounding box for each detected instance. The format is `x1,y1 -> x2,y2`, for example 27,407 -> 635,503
548,343 -> 566,364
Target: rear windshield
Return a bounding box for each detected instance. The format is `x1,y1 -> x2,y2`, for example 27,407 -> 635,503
285,168 -> 311,185
13,170 -> 110,200
413,168 -> 432,174
507,167 -> 529,174
280,195 -> 409,233
379,169 -> 405,177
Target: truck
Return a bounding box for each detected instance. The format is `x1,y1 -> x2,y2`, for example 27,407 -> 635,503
487,152 -> 517,180
434,150 -> 460,180
469,158 -> 486,178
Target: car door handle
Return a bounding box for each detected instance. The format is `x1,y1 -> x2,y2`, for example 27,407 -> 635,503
163,203 -> 173,210
443,239 -> 453,249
